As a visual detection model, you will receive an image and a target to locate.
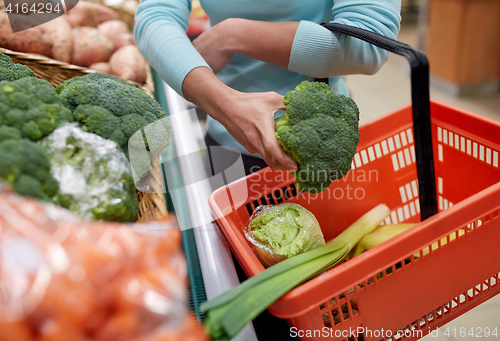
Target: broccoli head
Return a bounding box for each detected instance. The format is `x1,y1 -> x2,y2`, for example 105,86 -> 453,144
0,53 -> 35,81
0,125 -> 21,142
275,81 -> 360,193
0,138 -> 59,201
0,77 -> 72,141
56,73 -> 172,152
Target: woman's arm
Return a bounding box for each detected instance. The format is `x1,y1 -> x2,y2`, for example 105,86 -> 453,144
193,0 -> 401,77
182,67 -> 297,171
134,0 -> 210,96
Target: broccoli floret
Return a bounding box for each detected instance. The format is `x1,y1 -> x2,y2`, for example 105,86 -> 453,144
0,53 -> 12,64
0,78 -> 71,141
41,124 -> 139,222
57,73 -> 172,152
73,105 -> 127,146
0,138 -> 59,201
275,81 -> 360,193
21,104 -> 74,141
0,125 -> 21,142
0,53 -> 35,81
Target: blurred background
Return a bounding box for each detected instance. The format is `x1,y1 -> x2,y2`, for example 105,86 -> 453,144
345,0 -> 500,126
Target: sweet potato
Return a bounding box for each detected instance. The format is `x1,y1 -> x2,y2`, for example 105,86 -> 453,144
39,17 -> 73,63
89,62 -> 111,73
97,20 -> 130,49
0,14 -> 53,56
71,27 -> 113,67
109,45 -> 147,83
63,1 -> 119,28
113,32 -> 135,51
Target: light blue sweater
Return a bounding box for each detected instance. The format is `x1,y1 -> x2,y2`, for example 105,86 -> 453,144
134,0 -> 401,155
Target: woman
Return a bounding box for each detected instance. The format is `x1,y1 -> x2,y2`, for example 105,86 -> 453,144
134,0 -> 401,174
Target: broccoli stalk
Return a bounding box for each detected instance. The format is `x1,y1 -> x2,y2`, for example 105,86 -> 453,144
275,81 -> 360,193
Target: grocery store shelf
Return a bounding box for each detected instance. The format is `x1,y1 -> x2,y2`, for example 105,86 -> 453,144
161,82 -> 258,341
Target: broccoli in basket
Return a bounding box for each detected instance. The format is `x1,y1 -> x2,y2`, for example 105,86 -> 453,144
275,81 -> 360,193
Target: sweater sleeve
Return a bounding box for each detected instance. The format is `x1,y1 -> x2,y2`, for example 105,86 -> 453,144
133,0 -> 211,97
288,0 -> 401,78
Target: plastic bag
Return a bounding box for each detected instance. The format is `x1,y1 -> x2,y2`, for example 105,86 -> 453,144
245,203 -> 326,267
0,187 -> 208,341
40,124 -> 139,222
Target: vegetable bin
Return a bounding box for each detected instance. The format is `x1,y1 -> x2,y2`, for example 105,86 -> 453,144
209,24 -> 500,341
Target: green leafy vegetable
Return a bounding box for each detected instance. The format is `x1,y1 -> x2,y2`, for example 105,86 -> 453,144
247,203 -> 325,267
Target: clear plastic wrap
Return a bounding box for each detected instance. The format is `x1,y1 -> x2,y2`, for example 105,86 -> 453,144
245,203 -> 326,267
40,124 -> 139,222
0,186 -> 208,341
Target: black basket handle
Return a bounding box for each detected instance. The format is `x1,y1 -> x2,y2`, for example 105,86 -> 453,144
319,23 -> 437,220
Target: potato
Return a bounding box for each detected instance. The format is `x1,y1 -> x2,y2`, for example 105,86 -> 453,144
0,14 -> 53,56
71,27 -> 114,67
63,1 -> 119,28
113,33 -> 135,51
39,17 -> 73,63
89,62 -> 111,73
109,45 -> 147,83
97,20 -> 130,49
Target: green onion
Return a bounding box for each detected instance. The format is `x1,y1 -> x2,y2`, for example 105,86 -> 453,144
201,204 -> 390,340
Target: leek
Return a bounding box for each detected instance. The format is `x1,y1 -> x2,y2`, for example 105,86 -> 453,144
201,204 -> 390,340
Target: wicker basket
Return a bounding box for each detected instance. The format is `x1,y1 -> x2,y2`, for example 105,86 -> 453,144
2,47 -> 168,223
0,47 -> 154,97
136,152 -> 169,222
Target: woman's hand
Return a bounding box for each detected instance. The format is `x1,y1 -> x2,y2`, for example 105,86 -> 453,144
217,91 -> 296,171
182,67 -> 297,171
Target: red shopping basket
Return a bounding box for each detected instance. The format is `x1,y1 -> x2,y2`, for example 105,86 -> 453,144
209,24 -> 500,341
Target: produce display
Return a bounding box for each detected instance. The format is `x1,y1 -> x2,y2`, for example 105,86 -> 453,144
275,81 -> 360,193
246,203 -> 326,267
202,203 -> 391,340
0,186 -> 208,341
40,124 -> 139,222
0,1 -> 148,84
0,54 -> 171,223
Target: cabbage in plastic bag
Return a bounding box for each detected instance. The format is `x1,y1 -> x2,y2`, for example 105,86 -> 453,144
40,124 -> 139,222
245,203 -> 326,267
